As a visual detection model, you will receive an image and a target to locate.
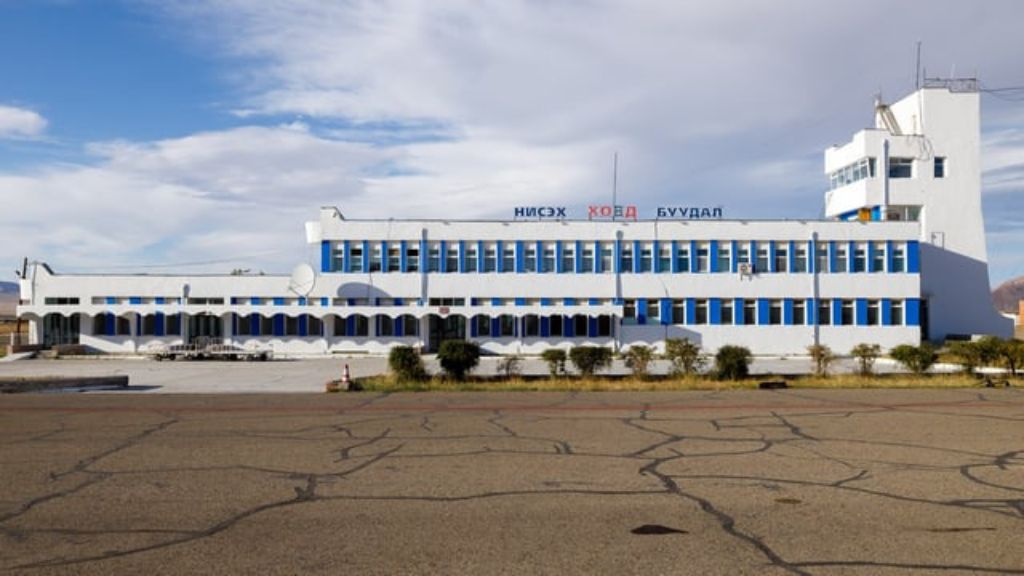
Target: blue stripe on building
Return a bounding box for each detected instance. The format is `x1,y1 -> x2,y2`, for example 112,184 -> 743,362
593,241 -> 602,274
906,298 -> 921,325
808,240 -> 816,274
734,298 -> 745,325
671,240 -> 680,273
690,240 -> 698,273
768,241 -> 777,273
321,240 -> 331,272
731,240 -> 739,273
867,242 -> 875,273
806,298 -> 816,325
881,299 -> 892,326
633,240 -> 642,274
273,314 -> 285,337
400,240 -> 408,272
614,239 -> 623,274
439,240 -> 447,273
343,240 -> 351,273
855,298 -> 868,325
885,240 -> 894,273
660,298 -> 672,326
757,299 -> 769,326
652,240 -> 661,273
515,240 -> 525,273
575,241 -> 584,273
496,240 -> 504,273
788,241 -> 796,272
829,241 -> 837,273
832,300 -> 843,326
540,316 -> 550,337
783,299 -> 794,325
637,299 -> 647,325
907,241 -> 920,273
458,240 -> 467,273
362,240 -> 371,273
710,298 -> 721,325
555,241 -> 563,273
710,240 -> 719,273
686,298 -> 696,325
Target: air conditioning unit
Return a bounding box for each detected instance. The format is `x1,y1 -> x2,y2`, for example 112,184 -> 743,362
737,263 -> 754,277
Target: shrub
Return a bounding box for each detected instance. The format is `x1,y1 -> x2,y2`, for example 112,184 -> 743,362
621,344 -> 655,379
664,338 -> 705,376
540,349 -> 567,377
975,336 -> 1004,367
946,340 -> 982,375
497,355 -> 523,378
569,346 -> 613,377
890,343 -> 937,375
388,345 -> 427,381
437,340 -> 481,381
807,344 -> 836,377
714,345 -> 752,380
999,339 -> 1024,376
850,343 -> 881,376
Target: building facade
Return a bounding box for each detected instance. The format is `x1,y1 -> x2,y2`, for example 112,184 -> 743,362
16,84 -> 1012,356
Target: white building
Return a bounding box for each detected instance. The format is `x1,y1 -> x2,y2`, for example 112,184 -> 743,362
16,83 -> 1012,356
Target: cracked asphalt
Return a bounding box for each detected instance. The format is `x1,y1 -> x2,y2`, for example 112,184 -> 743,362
1,389 -> 1023,575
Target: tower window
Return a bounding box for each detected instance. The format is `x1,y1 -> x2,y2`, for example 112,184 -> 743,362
934,157 -> 946,178
889,157 -> 913,179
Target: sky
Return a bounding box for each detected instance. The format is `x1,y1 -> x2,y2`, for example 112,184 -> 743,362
1,0 -> 1023,285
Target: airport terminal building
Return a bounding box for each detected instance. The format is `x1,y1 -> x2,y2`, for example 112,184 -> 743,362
16,83 -> 1012,356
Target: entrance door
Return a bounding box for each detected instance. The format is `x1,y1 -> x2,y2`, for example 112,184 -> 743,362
427,315 -> 465,352
187,314 -> 223,344
43,314 -> 80,347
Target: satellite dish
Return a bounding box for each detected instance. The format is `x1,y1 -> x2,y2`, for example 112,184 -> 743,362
288,263 -> 317,297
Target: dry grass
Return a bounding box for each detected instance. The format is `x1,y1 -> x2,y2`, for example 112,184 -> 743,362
357,372 -> 1001,393
0,320 -> 27,359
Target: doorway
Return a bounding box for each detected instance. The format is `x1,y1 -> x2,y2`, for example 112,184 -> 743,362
187,314 -> 223,344
427,315 -> 465,352
42,313 -> 80,347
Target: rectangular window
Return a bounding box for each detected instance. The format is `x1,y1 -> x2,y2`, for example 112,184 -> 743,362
44,297 -> 80,305
550,315 -> 564,337
675,244 -> 690,273
600,243 -> 613,273
525,244 -> 537,272
721,299 -> 734,325
622,299 -> 637,325
835,244 -> 848,272
717,244 -> 731,273
892,244 -> 906,272
815,244 -> 828,273
333,244 -> 345,271
853,243 -> 866,273
369,244 -> 383,272
639,245 -> 653,273
524,315 -> 540,337
285,316 -> 300,336
379,316 -> 395,337
672,300 -> 685,324
574,315 -> 588,336
465,245 -> 478,272
475,315 -> 491,337
871,242 -> 885,273
756,245 -> 769,273
841,300 -> 854,326
890,301 -> 904,325
889,157 -> 913,178
769,300 -> 782,325
793,300 -> 806,325
387,245 -> 401,272
581,247 -> 595,273
743,300 -> 756,326
774,243 -> 788,273
561,244 -> 574,273
867,300 -> 880,326
353,316 -> 369,337
350,245 -> 364,272
406,246 -> 419,272
648,300 -> 660,322
542,244 -> 556,273
500,315 -> 516,337
736,245 -> 750,266
503,245 -> 516,272
166,314 -> 181,336
402,315 -> 419,337
658,243 -> 672,272
695,300 -> 708,325
484,245 -> 497,272
446,246 -> 459,273
934,157 -> 945,178
696,244 -> 709,273
597,315 -> 612,337
261,316 -> 275,336
817,300 -> 831,326
620,243 -> 633,273
793,245 -> 807,273
427,244 -> 441,272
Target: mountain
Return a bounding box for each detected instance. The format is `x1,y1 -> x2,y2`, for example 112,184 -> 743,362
0,281 -> 17,295
992,277 -> 1024,315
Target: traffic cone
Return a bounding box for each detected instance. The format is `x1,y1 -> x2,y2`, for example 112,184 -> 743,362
341,364 -> 351,389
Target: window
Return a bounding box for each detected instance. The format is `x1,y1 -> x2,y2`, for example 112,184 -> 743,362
756,245 -> 769,273
672,300 -> 685,324
717,244 -> 730,272
696,244 -> 709,273
695,300 -> 708,325
867,300 -> 880,326
889,157 -> 913,178
483,245 -> 497,272
465,244 -> 478,272
475,315 -> 491,337
352,316 -> 369,336
446,246 -> 459,273
427,243 -> 441,272
597,315 -> 612,337
44,297 -> 80,305
236,314 -> 252,337
841,300 -> 854,326
561,244 -> 574,273
817,300 -> 831,326
829,157 -> 876,189
769,300 -> 782,325
623,300 -> 637,325
885,205 -> 922,222
793,300 -> 806,325
550,315 -> 564,337
815,244 -> 828,273
647,300 -> 660,323
406,245 -> 419,272
890,301 -> 904,325
402,315 -> 419,337
743,300 -> 756,326
852,243 -> 866,272
574,315 -> 588,336
500,315 -> 516,337
600,243 -> 613,272
934,157 -> 946,178
369,243 -> 383,272
261,316 -> 275,336
675,244 -> 690,272
542,244 -> 555,273
892,244 -> 906,272
774,243 -> 788,273
581,246 -> 595,273
835,244 -> 848,272
503,245 -> 516,272
793,245 -> 807,273
387,245 -> 401,272
721,300 -> 734,325
871,242 -> 885,273
659,243 -> 672,272
379,316 -> 395,337
620,243 -> 633,272
166,313 -> 182,335
639,245 -> 653,272
332,244 -> 345,271
736,245 -> 750,267
525,244 -> 537,272
523,315 -> 540,337
350,245 -> 364,272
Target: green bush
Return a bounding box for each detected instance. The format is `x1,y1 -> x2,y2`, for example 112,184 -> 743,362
975,336 -> 1004,367
621,344 -> 655,379
388,345 -> 427,381
437,340 -> 481,381
568,346 -> 613,377
946,340 -> 982,375
890,343 -> 937,375
807,344 -> 835,377
664,338 -> 705,376
850,343 -> 881,376
714,345 -> 752,380
540,349 -> 567,377
999,339 -> 1024,376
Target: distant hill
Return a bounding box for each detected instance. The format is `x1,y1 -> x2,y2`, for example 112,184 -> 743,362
992,276 -> 1024,314
0,281 -> 17,295
0,282 -> 17,317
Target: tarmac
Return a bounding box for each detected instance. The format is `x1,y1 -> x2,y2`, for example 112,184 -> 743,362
2,388 -> 1023,574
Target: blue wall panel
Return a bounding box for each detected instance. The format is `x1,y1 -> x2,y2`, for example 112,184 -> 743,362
686,297 -> 696,325
783,299 -> 794,325
709,298 -> 721,325
906,299 -> 921,326
496,240 -> 504,273
856,298 -> 868,326
881,299 -> 892,326
400,240 -> 408,273
637,299 -> 647,325
907,241 -> 920,273
832,300 -> 843,326
734,298 -> 745,325
321,240 -> 331,273
709,240 -> 719,273
660,299 -> 672,326
757,299 -> 769,325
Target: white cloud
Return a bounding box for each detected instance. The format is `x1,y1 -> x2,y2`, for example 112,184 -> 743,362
0,105 -> 47,139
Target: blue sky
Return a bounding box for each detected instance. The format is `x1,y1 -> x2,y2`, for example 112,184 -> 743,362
1,0 -> 1023,286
